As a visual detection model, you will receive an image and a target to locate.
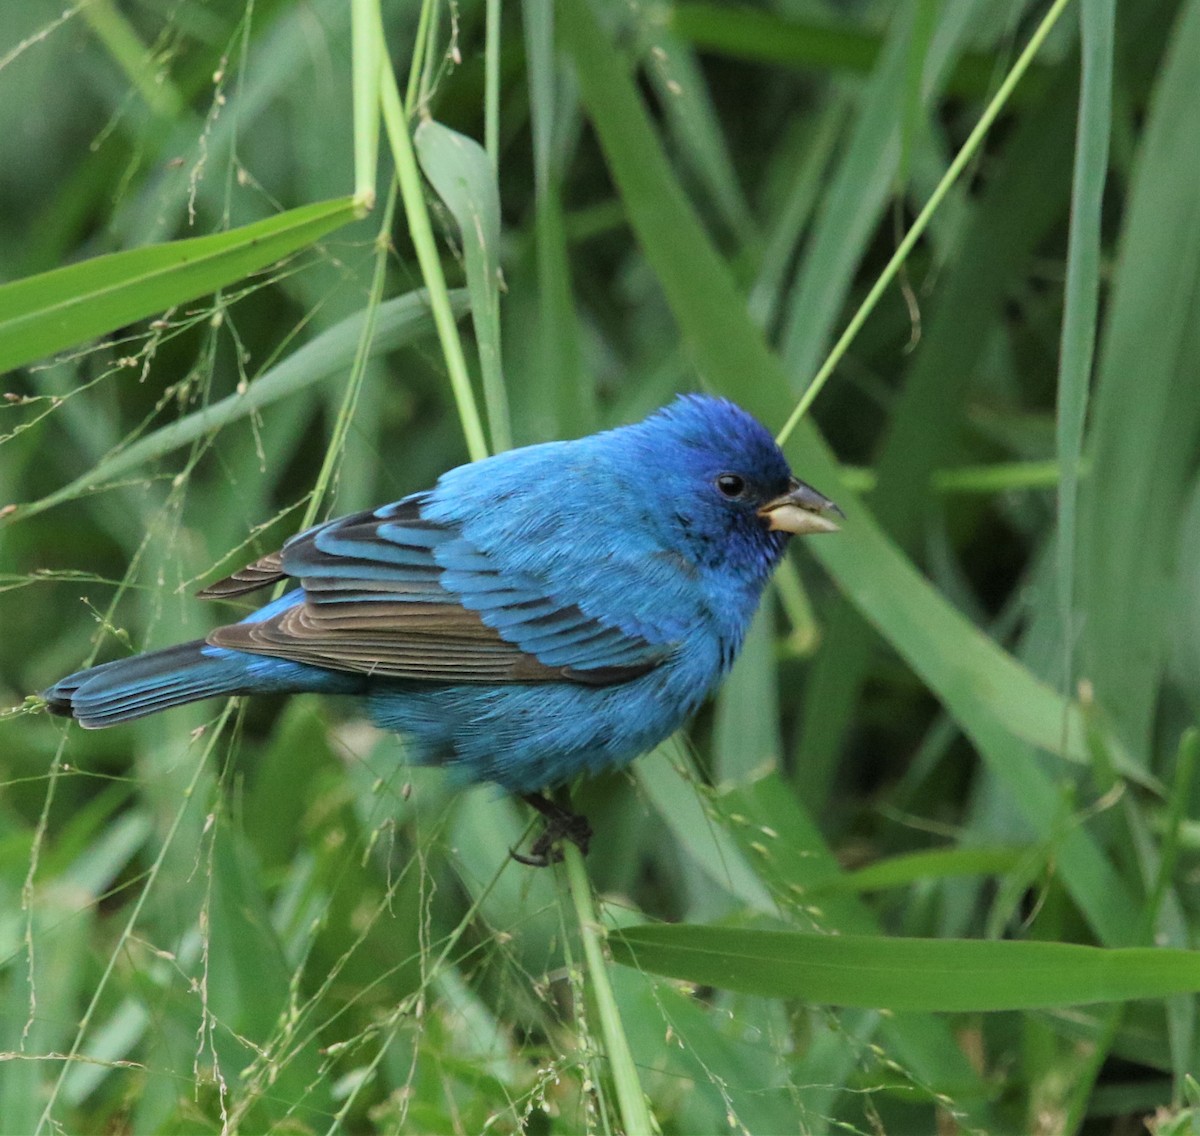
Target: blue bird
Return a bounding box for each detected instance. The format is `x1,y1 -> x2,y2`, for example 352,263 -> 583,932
43,395 -> 839,862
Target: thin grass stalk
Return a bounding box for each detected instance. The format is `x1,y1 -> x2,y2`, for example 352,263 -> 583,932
81,0 -> 183,118
776,0 -> 1076,446
36,704 -> 237,1134
405,0 -> 438,112
1062,729 -> 1199,1133
351,0 -> 382,209
291,181 -> 399,536
563,843 -> 654,1136
485,0 -> 501,170
1055,0 -> 1112,739
374,2 -> 490,462
323,842 -> 528,1134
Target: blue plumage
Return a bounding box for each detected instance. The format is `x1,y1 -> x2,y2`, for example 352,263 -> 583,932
43,395 -> 839,801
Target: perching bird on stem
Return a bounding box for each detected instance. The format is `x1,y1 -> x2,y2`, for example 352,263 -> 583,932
43,395 -> 840,864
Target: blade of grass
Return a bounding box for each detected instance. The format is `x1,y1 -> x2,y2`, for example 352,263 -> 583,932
636,15 -> 753,242
290,179 -> 399,535
405,0 -> 438,113
1052,22 -> 1114,1051
808,844 -> 1032,896
747,95 -> 846,331
0,196 -> 363,374
81,0 -> 182,118
670,2 -> 1043,101
521,0 -> 592,438
635,741 -> 775,913
563,844 -> 655,1136
5,288 -> 467,523
415,120 -> 512,452
610,923 -> 1200,1011
776,0 -> 989,389
712,603 -> 779,782
776,0 -> 1075,439
351,0 -> 381,209
1077,0 -> 1200,758
485,0 -> 501,168
375,4 -> 488,462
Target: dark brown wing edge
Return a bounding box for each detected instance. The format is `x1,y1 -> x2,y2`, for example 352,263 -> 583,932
206,598 -> 663,686
198,551 -> 286,599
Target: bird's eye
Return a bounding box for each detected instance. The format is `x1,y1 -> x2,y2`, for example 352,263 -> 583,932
715,473 -> 746,498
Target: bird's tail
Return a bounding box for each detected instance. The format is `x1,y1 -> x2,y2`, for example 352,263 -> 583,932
43,640 -> 260,728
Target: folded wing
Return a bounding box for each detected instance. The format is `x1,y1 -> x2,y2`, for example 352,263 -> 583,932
201,495 -> 669,686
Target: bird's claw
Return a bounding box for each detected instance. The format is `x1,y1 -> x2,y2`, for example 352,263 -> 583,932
512,794 -> 592,867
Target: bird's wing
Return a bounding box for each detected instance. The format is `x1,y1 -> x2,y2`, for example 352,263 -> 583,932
202,496 -> 670,686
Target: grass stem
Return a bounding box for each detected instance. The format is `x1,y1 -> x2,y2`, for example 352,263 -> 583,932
376,4 -> 490,463
777,0 -> 1075,445
351,0 -> 381,210
563,843 -> 654,1136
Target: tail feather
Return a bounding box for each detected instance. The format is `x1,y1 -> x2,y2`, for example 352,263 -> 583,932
43,640 -> 259,728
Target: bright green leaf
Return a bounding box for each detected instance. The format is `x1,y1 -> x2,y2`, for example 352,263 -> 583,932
611,924 -> 1200,1011
0,196 -> 361,374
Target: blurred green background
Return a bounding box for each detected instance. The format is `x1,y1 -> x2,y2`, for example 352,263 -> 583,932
2,0 -> 1200,1131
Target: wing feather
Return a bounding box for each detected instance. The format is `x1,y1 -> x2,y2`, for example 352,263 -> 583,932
203,495 -> 669,686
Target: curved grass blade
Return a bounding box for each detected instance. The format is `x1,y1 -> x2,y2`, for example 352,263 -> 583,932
1077,0 -> 1200,757
0,197 -> 363,374
669,2 -> 1041,101
611,924 -> 1200,1011
6,289 -> 468,523
415,120 -> 511,451
810,845 -> 1033,896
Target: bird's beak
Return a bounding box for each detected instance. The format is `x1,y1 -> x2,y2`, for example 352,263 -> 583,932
757,478 -> 843,535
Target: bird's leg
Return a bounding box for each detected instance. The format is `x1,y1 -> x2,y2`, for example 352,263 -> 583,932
512,790 -> 592,867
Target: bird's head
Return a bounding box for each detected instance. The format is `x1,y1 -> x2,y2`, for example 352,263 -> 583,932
631,394 -> 841,582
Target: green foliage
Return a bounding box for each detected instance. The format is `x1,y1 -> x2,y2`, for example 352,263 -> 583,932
1,0 -> 1198,1132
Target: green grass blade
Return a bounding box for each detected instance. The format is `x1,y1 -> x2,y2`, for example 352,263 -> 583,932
670,2 -> 1042,101
415,120 -> 512,451
791,63 -> 1081,808
81,0 -> 182,118
6,289 -> 467,523
521,0 -> 591,437
0,197 -> 362,374
485,0 -> 501,168
810,845 -> 1033,896
636,17 -> 753,241
777,0 -> 1073,436
611,924 -> 1200,1011
775,3 -> 967,386
712,603 -> 779,782
634,742 -> 775,913
1077,0 -> 1200,758
351,0 -> 382,207
564,845 -> 655,1136
1056,0 -> 1113,722
376,10 -> 489,462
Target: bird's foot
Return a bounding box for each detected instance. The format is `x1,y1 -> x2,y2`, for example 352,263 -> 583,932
512,792 -> 592,867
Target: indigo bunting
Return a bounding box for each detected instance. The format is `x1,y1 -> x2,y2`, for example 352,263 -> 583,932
44,395 -> 839,861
